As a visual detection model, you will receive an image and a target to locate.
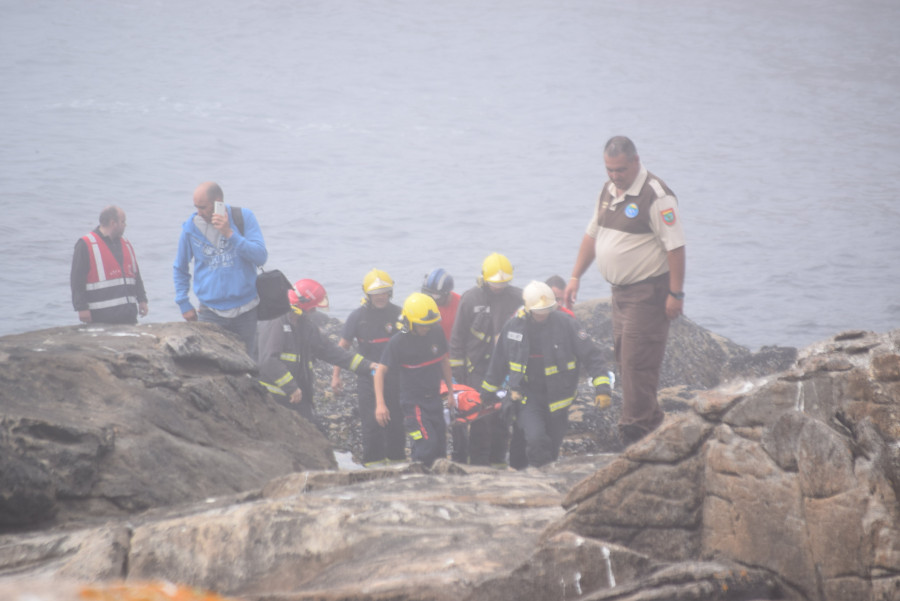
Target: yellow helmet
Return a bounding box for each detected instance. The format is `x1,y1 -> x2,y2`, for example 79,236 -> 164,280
482,253 -> 514,284
522,280 -> 557,313
401,292 -> 442,327
362,269 -> 394,295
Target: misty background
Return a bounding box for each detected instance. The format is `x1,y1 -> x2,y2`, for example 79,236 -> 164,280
1,0 -> 898,350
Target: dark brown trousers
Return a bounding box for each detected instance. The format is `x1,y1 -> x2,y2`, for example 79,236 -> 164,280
611,273 -> 669,435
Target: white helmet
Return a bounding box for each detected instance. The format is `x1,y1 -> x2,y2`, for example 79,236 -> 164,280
522,280 -> 557,313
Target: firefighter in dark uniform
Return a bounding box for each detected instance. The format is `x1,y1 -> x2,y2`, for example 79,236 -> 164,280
449,253 -> 523,466
258,279 -> 374,422
482,281 -> 611,468
332,269 -> 406,467
375,293 -> 455,468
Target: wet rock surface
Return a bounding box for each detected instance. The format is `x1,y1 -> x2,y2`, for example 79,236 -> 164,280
0,322 -> 334,530
1,312 -> 897,601
548,328 -> 900,601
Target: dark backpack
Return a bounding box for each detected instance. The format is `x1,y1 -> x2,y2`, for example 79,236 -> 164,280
232,207 -> 293,321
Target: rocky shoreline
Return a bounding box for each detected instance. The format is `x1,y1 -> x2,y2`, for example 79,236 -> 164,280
1,303 -> 897,601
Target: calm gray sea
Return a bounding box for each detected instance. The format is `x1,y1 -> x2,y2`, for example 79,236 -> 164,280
2,0 -> 899,350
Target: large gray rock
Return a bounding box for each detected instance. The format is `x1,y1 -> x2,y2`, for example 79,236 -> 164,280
548,328 -> 900,601
0,322 -> 335,530
572,298 -> 798,391
1,317 -> 896,601
0,458 -> 607,600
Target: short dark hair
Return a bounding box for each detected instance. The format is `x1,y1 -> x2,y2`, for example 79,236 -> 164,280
604,136 -> 637,160
545,274 -> 566,290
99,205 -> 121,226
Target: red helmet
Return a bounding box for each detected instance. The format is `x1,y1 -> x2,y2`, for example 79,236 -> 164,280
289,279 -> 329,313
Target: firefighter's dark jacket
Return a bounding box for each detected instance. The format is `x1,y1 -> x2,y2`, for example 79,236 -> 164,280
481,309 -> 608,413
449,282 -> 523,385
258,312 -> 371,399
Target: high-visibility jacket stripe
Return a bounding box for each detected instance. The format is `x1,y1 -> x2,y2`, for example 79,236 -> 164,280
274,372 -> 294,387
592,375 -> 611,387
259,381 -> 286,395
469,327 -> 490,342
549,396 -> 575,412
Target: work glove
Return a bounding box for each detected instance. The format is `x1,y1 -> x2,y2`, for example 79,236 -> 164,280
500,390 -> 522,421
593,371 -> 613,409
594,384 -> 611,409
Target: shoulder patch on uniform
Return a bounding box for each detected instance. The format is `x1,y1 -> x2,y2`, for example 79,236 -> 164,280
649,179 -> 666,198
508,331 -> 523,342
577,330 -> 588,340
660,208 -> 676,225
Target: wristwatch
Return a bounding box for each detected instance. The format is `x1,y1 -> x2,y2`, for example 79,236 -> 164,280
668,290 -> 685,300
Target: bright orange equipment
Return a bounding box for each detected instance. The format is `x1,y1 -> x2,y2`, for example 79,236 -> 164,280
440,382 -> 502,423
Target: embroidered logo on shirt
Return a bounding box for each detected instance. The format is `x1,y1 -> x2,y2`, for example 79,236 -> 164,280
660,208 -> 676,225
625,203 -> 639,218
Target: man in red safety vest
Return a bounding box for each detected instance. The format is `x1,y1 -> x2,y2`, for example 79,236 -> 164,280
70,205 -> 148,325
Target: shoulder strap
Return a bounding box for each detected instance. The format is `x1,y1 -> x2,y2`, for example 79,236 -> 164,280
232,206 -> 244,236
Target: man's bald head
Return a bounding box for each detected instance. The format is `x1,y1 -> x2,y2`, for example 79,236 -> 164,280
193,182 -> 224,223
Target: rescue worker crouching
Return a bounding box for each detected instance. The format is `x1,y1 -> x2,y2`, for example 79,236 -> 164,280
481,281 -> 611,468
258,278 -> 375,423
332,269 -> 406,467
375,293 -> 454,468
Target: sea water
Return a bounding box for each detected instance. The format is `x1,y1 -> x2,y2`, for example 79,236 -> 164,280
2,0 -> 899,350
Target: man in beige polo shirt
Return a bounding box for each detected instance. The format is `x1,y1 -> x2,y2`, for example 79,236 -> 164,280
564,136 -> 686,445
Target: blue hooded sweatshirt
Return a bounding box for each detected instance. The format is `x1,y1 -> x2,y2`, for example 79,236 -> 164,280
173,205 -> 268,314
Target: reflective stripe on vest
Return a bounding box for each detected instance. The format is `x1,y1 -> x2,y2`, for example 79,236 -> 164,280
82,232 -> 138,310
349,354 -> 364,371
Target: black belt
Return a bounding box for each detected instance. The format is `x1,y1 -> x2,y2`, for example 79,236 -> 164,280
611,272 -> 669,290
